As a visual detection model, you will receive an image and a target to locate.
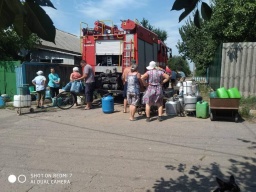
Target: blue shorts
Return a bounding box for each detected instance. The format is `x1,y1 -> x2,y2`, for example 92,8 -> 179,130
123,82 -> 127,98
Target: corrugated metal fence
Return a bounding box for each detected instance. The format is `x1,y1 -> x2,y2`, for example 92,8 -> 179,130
220,42 -> 256,97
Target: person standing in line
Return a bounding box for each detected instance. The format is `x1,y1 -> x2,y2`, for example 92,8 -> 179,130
32,70 -> 46,108
122,62 -> 132,113
70,67 -> 82,106
77,60 -> 95,110
48,67 -> 60,98
177,67 -> 186,81
126,64 -> 143,121
141,61 -> 170,122
170,70 -> 177,89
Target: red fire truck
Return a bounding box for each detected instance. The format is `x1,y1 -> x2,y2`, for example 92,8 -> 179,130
80,19 -> 170,91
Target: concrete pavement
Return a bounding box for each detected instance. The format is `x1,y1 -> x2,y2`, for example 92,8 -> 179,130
0,103 -> 256,192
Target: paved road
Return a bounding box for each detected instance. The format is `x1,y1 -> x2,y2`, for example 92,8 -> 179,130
0,103 -> 256,192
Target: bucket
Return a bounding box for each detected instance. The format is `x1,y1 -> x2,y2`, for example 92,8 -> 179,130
227,87 -> 241,98
102,94 -> 114,113
0,96 -> 5,107
196,101 -> 209,119
216,87 -> 229,98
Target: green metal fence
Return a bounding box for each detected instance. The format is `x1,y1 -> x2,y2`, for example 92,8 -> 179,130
0,61 -> 20,98
208,44 -> 222,90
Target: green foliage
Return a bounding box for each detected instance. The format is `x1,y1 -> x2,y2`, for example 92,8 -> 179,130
177,0 -> 256,76
140,18 -> 168,42
0,0 -> 56,43
171,0 -> 212,28
168,56 -> 191,76
0,27 -> 40,63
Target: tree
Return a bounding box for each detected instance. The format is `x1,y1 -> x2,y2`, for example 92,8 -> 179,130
0,27 -> 40,62
140,18 -> 168,42
171,0 -> 212,28
168,56 -> 191,76
177,0 -> 256,75
0,0 -> 56,43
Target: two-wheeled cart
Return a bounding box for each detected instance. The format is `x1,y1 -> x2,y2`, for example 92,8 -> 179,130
209,98 -> 240,123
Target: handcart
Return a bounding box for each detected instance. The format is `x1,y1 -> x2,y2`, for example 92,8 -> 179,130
209,98 -> 240,123
14,85 -> 34,115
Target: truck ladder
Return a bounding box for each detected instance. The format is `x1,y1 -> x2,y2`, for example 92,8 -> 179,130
122,40 -> 134,71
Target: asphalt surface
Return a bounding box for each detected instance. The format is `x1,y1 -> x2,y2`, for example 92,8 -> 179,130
0,101 -> 256,192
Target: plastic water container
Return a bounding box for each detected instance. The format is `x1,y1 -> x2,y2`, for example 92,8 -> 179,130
18,86 -> 30,95
24,95 -> 31,107
45,90 -> 51,99
165,100 -> 178,116
52,97 -> 62,106
216,87 -> 229,98
227,87 -> 241,98
0,96 -> 5,107
102,94 -> 114,113
196,101 -> 209,119
209,91 -> 218,98
13,95 -> 25,107
29,86 -> 35,93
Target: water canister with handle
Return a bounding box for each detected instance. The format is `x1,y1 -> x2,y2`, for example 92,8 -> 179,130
0,96 -> 5,107
216,87 -> 229,98
102,94 -> 114,113
196,101 -> 209,119
227,87 -> 241,98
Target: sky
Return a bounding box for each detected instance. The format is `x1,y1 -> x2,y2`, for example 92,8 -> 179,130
43,0 -> 209,70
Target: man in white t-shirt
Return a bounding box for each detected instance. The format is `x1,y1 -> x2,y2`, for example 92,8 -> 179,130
32,70 -> 46,108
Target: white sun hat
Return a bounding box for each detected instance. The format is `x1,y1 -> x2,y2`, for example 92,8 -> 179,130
73,67 -> 79,71
146,61 -> 156,70
36,70 -> 43,75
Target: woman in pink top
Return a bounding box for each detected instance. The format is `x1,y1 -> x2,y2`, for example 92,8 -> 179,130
70,67 -> 82,81
70,67 -> 82,106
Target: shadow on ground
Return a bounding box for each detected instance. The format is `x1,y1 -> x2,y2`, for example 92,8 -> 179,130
146,139 -> 256,192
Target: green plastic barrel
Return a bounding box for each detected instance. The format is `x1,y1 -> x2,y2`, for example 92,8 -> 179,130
196,101 -> 209,119
227,87 -> 241,98
216,87 -> 229,98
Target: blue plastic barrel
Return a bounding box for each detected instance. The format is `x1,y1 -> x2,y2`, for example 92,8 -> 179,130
102,94 -> 114,113
0,96 -> 5,107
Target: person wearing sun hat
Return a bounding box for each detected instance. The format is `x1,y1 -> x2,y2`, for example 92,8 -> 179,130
141,61 -> 170,122
32,70 -> 46,108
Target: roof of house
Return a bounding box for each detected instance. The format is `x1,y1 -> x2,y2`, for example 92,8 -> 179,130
39,29 -> 81,56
